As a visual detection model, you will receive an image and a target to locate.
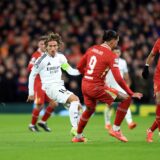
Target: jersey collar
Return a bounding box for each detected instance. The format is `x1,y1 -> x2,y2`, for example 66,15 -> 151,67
45,52 -> 58,57
100,43 -> 111,50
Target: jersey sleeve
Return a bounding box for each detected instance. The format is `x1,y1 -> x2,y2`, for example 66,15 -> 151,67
123,60 -> 128,73
28,58 -> 43,96
110,55 -> 133,96
152,39 -> 160,55
77,53 -> 87,74
61,62 -> 80,75
59,54 -> 68,65
27,56 -> 37,72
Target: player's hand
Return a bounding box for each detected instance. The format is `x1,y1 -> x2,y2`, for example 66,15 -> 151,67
132,92 -> 143,99
26,95 -> 34,102
142,65 -> 149,79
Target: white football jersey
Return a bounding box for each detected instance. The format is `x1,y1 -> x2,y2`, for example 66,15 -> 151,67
105,58 -> 128,93
29,52 -> 67,95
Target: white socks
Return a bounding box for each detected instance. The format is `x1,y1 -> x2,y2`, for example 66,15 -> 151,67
69,101 -> 80,129
104,107 -> 112,125
105,107 -> 133,125
125,108 -> 133,124
113,125 -> 120,131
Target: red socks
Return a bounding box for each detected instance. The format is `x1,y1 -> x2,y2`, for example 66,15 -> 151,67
77,109 -> 94,134
114,97 -> 132,126
31,108 -> 41,125
150,120 -> 158,132
42,106 -> 54,122
155,104 -> 160,131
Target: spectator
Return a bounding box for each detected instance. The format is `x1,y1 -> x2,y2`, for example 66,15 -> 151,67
0,0 -> 160,103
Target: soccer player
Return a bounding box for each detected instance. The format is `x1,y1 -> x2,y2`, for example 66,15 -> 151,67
105,48 -> 137,130
142,38 -> 160,142
27,35 -> 58,132
72,30 -> 142,143
27,32 -> 82,136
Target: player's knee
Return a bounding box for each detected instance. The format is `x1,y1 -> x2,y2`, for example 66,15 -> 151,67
36,104 -> 43,110
72,95 -> 79,101
86,107 -> 95,114
67,94 -> 80,103
49,101 -> 58,108
78,104 -> 83,111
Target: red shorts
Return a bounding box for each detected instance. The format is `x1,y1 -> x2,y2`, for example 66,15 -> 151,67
82,80 -> 118,109
34,83 -> 51,105
154,70 -> 160,93
154,80 -> 160,95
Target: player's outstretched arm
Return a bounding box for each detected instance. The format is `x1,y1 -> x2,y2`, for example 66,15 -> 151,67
61,63 -> 80,76
77,54 -> 87,74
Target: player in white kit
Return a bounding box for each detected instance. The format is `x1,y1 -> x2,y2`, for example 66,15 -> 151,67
105,48 -> 137,130
27,32 -> 82,136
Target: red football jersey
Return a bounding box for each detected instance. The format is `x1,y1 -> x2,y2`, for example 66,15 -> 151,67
77,44 -> 133,95
152,38 -> 160,81
27,49 -> 43,91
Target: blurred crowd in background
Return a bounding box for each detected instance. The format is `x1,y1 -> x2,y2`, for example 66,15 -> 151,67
0,0 -> 160,103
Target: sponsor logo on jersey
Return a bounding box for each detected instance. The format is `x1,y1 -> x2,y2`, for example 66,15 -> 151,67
47,66 -> 60,73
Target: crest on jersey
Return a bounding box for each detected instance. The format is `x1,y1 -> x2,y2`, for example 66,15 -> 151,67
47,62 -> 51,66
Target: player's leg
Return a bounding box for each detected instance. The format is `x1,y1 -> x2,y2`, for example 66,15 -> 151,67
146,95 -> 160,142
66,94 -> 82,136
146,120 -> 157,143
29,103 -> 43,132
109,91 -> 131,142
29,87 -> 46,132
72,96 -> 96,142
146,83 -> 160,142
155,92 -> 160,133
45,84 -> 82,135
125,108 -> 137,129
38,97 -> 58,132
104,105 -> 112,130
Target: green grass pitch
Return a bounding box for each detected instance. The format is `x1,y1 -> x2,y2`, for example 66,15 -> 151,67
0,114 -> 159,160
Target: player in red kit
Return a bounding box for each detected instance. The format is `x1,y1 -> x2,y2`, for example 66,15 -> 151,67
142,38 -> 160,142
72,30 -> 142,142
27,36 -> 57,132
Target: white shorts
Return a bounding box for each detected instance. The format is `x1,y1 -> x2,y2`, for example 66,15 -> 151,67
106,79 -> 126,94
44,84 -> 73,104
106,68 -> 127,95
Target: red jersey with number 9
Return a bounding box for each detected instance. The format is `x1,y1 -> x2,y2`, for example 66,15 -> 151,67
77,44 -> 133,95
